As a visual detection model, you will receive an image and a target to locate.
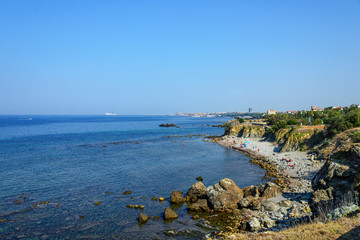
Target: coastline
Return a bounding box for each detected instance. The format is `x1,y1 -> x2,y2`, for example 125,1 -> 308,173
216,135 -> 324,194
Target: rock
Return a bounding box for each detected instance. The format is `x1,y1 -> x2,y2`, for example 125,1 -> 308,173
243,185 -> 260,198
151,197 -> 158,201
123,191 -> 132,195
170,191 -> 185,204
206,178 -> 243,211
249,199 -> 262,211
164,229 -> 205,238
196,176 -> 204,181
261,182 -> 282,199
187,199 -> 209,212
164,207 -> 178,220
138,213 -> 148,224
289,206 -> 301,218
195,219 -> 220,231
278,200 -> 292,208
187,181 -> 207,202
192,214 -> 200,220
327,204 -> 359,220
94,202 -> 102,206
247,217 -> 261,232
262,200 -> 279,212
312,160 -> 359,199
312,187 -> 334,203
238,196 -> 255,209
159,197 -> 165,201
262,217 -> 275,228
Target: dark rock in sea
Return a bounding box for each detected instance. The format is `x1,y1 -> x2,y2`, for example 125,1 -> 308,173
164,207 -> 178,220
187,181 -> 207,203
151,197 -> 158,201
170,191 -> 186,204
206,178 -> 243,211
187,199 -> 209,212
94,201 -> 102,206
123,190 -> 132,195
138,213 -> 149,224
159,123 -> 177,127
196,176 -> 204,181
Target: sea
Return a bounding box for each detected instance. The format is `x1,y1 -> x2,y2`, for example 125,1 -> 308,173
0,115 -> 266,239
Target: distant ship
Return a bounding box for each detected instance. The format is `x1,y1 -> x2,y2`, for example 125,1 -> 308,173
105,112 -> 117,116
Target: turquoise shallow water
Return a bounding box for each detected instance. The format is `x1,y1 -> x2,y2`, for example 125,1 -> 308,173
0,115 -> 266,239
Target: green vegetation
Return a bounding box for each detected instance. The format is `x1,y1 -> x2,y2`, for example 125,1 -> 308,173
350,131 -> 360,143
264,104 -> 360,136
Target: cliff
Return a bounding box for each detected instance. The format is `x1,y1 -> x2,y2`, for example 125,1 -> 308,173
224,120 -> 324,153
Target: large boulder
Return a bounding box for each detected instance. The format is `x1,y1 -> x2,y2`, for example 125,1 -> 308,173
312,160 -> 359,198
261,182 -> 282,199
206,178 -> 244,211
187,199 -> 210,212
187,181 -> 207,202
170,191 -> 186,204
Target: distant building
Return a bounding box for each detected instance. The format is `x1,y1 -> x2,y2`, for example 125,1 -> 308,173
332,106 -> 344,110
287,110 -> 299,114
267,109 -> 278,115
249,107 -> 253,113
311,106 -> 324,111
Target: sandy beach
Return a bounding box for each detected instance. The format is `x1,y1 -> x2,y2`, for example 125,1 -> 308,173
217,135 -> 325,193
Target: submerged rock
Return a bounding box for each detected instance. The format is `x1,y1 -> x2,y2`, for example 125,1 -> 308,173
123,191 -> 132,195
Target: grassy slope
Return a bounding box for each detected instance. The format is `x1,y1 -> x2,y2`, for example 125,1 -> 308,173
221,212 -> 360,240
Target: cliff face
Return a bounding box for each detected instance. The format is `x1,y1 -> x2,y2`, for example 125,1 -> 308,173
224,121 -> 322,153
227,125 -> 266,138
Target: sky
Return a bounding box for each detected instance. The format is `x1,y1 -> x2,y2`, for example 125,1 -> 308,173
0,0 -> 359,115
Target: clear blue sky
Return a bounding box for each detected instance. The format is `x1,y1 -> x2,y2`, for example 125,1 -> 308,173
1,0 -> 359,115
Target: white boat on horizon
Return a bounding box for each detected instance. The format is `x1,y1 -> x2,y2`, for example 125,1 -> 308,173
105,112 -> 117,116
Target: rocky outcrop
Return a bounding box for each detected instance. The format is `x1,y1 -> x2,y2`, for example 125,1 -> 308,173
206,178 -> 244,211
187,181 -> 207,202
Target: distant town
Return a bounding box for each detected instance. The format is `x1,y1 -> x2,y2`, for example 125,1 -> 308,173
175,105 -> 353,119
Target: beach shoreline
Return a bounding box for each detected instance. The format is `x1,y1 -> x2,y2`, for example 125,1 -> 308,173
216,135 -> 325,193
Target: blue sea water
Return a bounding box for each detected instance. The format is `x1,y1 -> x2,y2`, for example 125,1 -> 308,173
0,115 -> 266,239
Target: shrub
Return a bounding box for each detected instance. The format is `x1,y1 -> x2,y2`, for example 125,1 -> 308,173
350,131 -> 360,143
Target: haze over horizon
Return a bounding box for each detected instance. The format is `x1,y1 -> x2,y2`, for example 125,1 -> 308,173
1,0 -> 359,115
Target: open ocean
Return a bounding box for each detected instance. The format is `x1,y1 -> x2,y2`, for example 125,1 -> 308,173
0,115 -> 266,239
